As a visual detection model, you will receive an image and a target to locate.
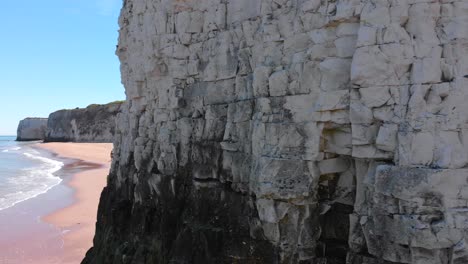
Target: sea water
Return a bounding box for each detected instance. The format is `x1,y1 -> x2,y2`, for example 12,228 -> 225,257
0,136 -> 63,211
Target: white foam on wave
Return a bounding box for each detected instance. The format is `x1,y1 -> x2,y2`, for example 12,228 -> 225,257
1,147 -> 21,153
0,150 -> 64,211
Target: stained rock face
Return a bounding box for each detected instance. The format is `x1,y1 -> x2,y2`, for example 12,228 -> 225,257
45,102 -> 122,143
16,118 -> 48,141
84,0 -> 468,263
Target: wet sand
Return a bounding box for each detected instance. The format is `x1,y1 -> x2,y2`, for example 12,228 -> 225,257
38,143 -> 112,264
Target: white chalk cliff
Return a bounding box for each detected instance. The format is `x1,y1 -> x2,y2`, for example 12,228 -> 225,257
45,102 -> 122,143
84,1 -> 468,263
16,118 -> 48,141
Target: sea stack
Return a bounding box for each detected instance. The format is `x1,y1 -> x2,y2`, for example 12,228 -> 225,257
45,102 -> 123,143
84,1 -> 468,263
16,118 -> 48,141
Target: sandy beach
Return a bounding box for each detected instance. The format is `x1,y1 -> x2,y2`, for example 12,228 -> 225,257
0,142 -> 112,264
36,143 -> 113,264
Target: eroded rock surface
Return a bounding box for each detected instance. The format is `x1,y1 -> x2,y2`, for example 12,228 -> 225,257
84,0 -> 468,263
45,102 -> 122,143
16,118 -> 48,141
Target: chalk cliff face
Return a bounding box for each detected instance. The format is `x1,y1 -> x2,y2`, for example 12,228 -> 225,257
45,102 -> 122,143
85,0 -> 468,263
16,118 -> 48,141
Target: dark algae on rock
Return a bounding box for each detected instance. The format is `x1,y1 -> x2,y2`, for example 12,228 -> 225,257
84,0 -> 468,263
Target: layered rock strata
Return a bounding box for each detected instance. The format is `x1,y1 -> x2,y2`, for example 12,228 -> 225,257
84,0 -> 468,263
45,102 -> 122,143
16,118 -> 48,141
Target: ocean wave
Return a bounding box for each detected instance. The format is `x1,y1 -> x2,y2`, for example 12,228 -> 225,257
1,147 -> 21,153
0,150 -> 64,211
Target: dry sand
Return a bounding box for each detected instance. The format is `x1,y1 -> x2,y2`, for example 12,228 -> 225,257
37,143 -> 113,264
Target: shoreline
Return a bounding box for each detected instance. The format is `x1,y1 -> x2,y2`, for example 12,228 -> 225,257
0,142 -> 112,264
36,143 -> 113,264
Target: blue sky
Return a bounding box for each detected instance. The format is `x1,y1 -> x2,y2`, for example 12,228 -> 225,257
0,0 -> 125,135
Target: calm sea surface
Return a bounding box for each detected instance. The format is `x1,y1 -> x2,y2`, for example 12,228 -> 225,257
0,136 -> 63,211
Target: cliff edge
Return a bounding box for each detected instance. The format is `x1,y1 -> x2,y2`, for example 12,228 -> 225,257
84,1 -> 468,263
45,102 -> 123,143
16,118 -> 48,141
